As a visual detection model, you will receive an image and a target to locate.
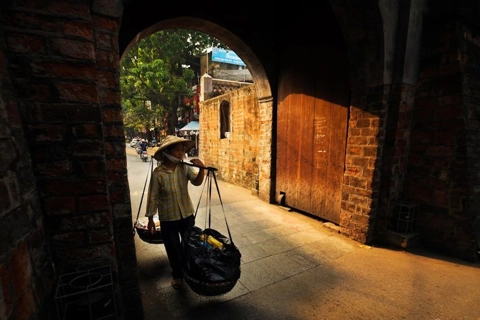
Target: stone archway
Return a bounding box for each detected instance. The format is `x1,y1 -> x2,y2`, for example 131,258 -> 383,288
8,1 -> 479,318
119,17 -> 275,200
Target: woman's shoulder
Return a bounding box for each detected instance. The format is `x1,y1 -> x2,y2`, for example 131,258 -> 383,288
153,164 -> 169,173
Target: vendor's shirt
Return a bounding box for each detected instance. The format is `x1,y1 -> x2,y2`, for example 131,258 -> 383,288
145,162 -> 198,221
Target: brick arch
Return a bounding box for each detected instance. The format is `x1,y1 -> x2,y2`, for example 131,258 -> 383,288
119,17 -> 272,102
118,1 -> 386,99
118,15 -> 275,199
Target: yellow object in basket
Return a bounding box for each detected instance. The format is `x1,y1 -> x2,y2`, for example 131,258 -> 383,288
200,234 -> 223,249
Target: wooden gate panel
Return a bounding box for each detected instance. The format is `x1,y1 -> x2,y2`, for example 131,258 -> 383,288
295,81 -> 316,213
276,46 -> 349,224
311,98 -> 330,218
276,77 -> 294,206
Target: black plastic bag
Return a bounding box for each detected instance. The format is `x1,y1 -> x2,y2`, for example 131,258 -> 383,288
183,226 -> 241,295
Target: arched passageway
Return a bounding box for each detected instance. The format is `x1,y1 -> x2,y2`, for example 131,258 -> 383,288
1,0 -> 479,318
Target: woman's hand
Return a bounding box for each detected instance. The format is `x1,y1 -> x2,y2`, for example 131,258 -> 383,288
147,218 -> 156,235
190,158 -> 205,186
189,158 -> 204,168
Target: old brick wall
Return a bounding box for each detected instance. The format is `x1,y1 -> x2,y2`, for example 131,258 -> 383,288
0,1 -> 141,319
200,84 -> 260,192
375,84 -> 417,239
402,12 -> 479,261
461,23 -> 480,256
340,85 -> 389,243
0,34 -> 55,320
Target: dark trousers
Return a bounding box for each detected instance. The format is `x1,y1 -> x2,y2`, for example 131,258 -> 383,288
160,214 -> 195,279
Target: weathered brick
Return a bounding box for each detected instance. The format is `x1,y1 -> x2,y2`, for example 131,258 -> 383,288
109,190 -> 127,203
112,203 -> 133,219
56,82 -> 99,103
88,229 -> 113,244
74,159 -> 106,177
95,49 -> 120,69
15,82 -> 52,102
6,32 -> 45,54
425,145 -> 454,157
34,160 -> 72,176
104,141 -> 126,157
0,262 -> 13,319
0,180 -> 11,212
92,16 -> 120,32
72,123 -> 102,137
9,242 -> 31,296
13,288 -> 36,320
41,179 -> 107,195
97,70 -> 119,89
49,38 -> 96,60
102,108 -> 123,122
64,21 -> 94,40
346,146 -> 362,155
42,2 -> 91,18
106,158 -> 127,171
31,61 -> 97,80
26,124 -> 66,142
107,172 -> 129,190
54,244 -> 115,266
5,100 -> 22,127
71,141 -> 104,157
95,31 -> 118,50
52,231 -> 86,246
79,194 -> 110,212
52,212 -> 111,233
435,105 -> 462,120
347,176 -> 367,189
363,146 -> 377,157
433,131 -> 455,144
103,124 -> 125,139
99,89 -> 121,105
42,196 -> 75,215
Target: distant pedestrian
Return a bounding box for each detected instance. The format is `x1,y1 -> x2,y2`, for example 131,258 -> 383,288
140,139 -> 148,151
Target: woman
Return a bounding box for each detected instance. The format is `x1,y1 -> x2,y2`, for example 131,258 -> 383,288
145,135 -> 205,289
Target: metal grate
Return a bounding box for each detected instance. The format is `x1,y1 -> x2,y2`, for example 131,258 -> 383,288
54,265 -> 117,320
390,200 -> 418,233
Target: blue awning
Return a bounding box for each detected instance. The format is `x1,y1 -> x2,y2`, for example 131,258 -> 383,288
179,121 -> 199,132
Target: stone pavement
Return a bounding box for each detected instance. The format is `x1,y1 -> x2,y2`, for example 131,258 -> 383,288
127,147 -> 480,320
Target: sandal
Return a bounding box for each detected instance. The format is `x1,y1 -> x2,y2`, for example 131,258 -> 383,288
171,278 -> 183,289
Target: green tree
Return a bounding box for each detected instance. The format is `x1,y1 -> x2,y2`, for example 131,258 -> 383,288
120,30 -> 226,138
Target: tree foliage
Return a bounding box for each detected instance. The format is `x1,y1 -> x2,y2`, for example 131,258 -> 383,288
120,30 -> 226,138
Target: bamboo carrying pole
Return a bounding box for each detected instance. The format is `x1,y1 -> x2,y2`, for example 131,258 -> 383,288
180,161 -> 218,172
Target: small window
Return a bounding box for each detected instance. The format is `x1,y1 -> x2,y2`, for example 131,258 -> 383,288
220,100 -> 230,139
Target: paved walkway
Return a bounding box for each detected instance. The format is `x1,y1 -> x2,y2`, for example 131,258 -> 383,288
127,147 -> 480,320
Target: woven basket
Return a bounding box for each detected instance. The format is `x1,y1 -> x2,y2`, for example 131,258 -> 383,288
134,217 -> 163,244
184,273 -> 238,296
183,227 -> 241,296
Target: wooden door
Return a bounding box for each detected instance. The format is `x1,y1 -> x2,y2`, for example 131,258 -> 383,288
276,46 -> 349,224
